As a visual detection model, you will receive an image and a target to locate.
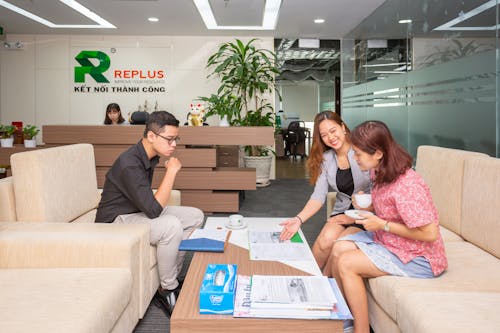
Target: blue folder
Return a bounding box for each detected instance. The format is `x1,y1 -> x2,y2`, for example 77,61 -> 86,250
178,237 -> 225,252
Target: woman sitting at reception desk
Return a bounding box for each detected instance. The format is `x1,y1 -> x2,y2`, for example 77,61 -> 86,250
104,103 -> 127,125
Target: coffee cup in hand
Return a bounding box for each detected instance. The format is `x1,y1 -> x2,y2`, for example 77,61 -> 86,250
229,214 -> 243,227
354,194 -> 372,209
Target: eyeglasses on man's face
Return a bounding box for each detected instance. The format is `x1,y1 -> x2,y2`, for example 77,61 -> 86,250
154,132 -> 180,145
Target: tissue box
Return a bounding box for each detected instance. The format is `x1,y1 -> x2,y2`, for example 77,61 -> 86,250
199,264 -> 237,314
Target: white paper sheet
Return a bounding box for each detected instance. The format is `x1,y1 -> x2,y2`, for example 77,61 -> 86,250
248,231 -> 311,261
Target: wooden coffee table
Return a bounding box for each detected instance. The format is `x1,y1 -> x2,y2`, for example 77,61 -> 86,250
170,217 -> 343,333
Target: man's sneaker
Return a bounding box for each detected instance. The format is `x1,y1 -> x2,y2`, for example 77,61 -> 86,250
153,283 -> 182,317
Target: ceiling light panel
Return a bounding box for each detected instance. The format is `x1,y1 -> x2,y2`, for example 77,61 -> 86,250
210,0 -> 262,26
193,0 -> 282,30
0,0 -> 115,29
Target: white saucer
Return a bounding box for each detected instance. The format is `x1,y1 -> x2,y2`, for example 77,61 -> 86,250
345,209 -> 374,220
224,220 -> 247,230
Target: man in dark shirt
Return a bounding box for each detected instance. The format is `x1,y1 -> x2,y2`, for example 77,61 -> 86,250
96,111 -> 204,316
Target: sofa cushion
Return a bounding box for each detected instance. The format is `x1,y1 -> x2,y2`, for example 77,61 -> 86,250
439,226 -> 463,242
0,177 -> 16,222
367,241 -> 500,321
461,156 -> 500,258
0,221 -> 152,318
415,146 -> 488,235
0,268 -> 131,333
397,291 -> 500,333
10,144 -> 99,222
72,209 -> 98,223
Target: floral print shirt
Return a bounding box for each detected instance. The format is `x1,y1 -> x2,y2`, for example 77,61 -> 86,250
371,168 -> 448,276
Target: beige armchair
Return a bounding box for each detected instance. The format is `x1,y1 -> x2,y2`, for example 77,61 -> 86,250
0,144 -> 181,318
0,222 -> 144,333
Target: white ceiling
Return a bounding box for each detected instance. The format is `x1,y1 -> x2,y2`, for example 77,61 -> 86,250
0,0 -> 387,38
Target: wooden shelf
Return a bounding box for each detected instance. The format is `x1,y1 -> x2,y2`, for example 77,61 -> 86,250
36,125 -> 273,213
43,125 -> 274,146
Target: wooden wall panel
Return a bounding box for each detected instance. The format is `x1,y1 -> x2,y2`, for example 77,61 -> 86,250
172,168 -> 256,190
180,190 -> 239,212
96,167 -> 256,190
40,125 -> 272,213
93,145 -> 132,166
178,126 -> 274,145
94,146 -> 216,168
43,125 -> 274,146
43,125 -> 145,144
169,148 -> 216,168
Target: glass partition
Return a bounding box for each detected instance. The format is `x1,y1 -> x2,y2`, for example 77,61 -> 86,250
342,0 -> 499,158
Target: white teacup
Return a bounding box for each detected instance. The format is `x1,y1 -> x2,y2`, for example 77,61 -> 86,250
354,194 -> 372,209
229,214 -> 244,227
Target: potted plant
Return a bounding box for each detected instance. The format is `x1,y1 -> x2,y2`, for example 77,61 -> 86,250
204,38 -> 280,186
22,125 -> 40,148
198,92 -> 242,126
238,100 -> 276,186
0,125 -> 16,148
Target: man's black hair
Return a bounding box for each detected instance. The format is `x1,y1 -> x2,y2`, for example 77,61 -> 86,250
143,111 -> 180,137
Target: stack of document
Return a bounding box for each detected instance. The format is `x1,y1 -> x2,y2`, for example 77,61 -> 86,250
234,275 -> 353,320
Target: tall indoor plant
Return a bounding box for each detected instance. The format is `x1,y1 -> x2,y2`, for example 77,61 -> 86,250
204,39 -> 280,186
198,92 -> 242,126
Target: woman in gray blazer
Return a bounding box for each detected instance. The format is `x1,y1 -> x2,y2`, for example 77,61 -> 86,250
279,111 -> 371,275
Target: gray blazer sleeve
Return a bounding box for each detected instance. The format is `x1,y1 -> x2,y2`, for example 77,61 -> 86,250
310,151 -> 337,204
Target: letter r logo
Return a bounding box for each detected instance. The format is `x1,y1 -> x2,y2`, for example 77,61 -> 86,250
74,51 -> 110,83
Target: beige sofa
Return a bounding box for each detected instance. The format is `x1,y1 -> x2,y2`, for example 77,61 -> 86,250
0,144 -> 181,329
0,222 -> 142,333
329,145 -> 500,332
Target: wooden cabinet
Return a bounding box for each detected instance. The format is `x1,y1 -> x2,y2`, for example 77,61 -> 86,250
40,125 -> 273,213
216,145 -> 239,167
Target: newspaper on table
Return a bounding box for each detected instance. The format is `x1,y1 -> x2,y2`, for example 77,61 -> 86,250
250,275 -> 336,309
248,231 -> 311,261
233,275 -> 353,320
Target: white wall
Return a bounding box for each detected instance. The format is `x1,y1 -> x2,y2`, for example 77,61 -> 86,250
0,34 -> 276,178
0,34 -> 274,129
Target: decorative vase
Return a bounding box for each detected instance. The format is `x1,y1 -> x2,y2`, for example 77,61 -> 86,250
24,139 -> 37,148
0,137 -> 14,148
219,115 -> 230,127
243,155 -> 273,187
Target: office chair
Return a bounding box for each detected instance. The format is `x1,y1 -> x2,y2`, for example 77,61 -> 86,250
284,121 -> 306,158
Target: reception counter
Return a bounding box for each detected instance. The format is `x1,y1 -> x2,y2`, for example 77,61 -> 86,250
39,125 -> 274,213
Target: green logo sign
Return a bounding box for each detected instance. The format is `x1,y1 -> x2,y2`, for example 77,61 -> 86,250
74,51 -> 110,83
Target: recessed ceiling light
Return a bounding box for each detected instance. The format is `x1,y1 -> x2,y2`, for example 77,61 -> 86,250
0,0 -> 115,29
314,19 -> 325,24
193,0 -> 282,30
398,19 -> 412,24
148,17 -> 159,22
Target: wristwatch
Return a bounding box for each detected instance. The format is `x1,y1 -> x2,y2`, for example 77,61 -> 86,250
384,221 -> 390,232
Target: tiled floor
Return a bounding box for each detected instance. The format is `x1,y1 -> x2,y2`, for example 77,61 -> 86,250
276,155 -> 309,180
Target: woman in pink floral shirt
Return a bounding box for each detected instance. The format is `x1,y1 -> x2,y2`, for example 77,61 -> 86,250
330,121 -> 447,333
